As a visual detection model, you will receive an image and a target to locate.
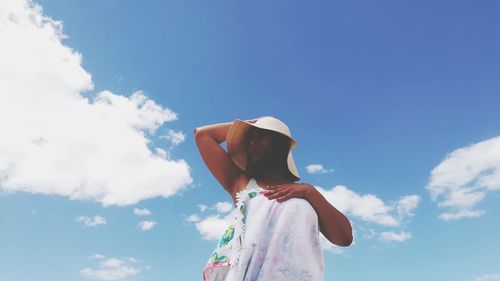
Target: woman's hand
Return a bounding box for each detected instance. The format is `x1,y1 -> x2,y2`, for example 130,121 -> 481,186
262,183 -> 312,202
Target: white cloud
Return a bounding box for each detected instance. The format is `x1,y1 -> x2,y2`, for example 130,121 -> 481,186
189,211 -> 236,240
475,273 -> 500,281
186,201 -> 237,240
395,195 -> 420,219
76,215 -> 106,227
379,231 -> 412,242
306,164 -> 334,174
316,185 -> 420,227
197,204 -> 208,212
80,256 -> 143,281
363,228 -> 377,240
91,254 -> 105,260
0,0 -> 193,207
186,214 -> 200,222
154,147 -> 169,159
159,129 -> 186,146
356,223 -> 412,243
213,201 -> 233,213
438,209 -> 486,221
133,208 -> 151,216
425,136 -> 500,220
124,257 -> 142,263
138,220 -> 157,231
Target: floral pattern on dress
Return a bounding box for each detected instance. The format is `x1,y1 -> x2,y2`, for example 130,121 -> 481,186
202,181 -> 259,281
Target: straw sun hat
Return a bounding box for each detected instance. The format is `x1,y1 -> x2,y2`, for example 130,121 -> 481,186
226,116 -> 300,181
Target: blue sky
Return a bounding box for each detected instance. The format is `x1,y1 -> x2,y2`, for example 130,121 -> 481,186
1,0 -> 499,280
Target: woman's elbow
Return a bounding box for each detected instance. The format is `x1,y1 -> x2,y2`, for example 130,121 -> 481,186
338,220 -> 353,247
194,127 -> 201,135
342,233 -> 353,247
333,232 -> 353,247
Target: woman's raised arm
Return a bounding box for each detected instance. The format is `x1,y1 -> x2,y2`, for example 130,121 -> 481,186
194,118 -> 259,201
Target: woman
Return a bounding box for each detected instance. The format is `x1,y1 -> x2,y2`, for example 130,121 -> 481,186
194,116 -> 353,281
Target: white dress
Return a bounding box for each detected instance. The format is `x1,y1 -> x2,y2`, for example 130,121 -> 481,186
203,177 -> 325,281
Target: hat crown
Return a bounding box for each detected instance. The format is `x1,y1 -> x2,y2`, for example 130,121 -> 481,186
253,116 -> 293,139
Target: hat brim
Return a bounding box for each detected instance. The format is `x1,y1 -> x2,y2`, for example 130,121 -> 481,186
226,119 -> 254,172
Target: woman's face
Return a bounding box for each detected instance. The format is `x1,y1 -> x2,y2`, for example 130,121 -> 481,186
247,128 -> 275,163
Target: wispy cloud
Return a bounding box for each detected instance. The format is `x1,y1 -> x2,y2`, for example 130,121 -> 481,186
362,228 -> 377,240
213,201 -> 233,213
186,214 -> 201,222
159,129 -> 186,146
138,220 -> 157,231
306,164 -> 334,174
133,208 -> 152,216
475,273 -> 500,281
186,201 -> 237,240
192,213 -> 235,240
438,209 -> 485,221
379,231 -> 412,242
197,204 -> 209,212
0,0 -> 193,207
425,136 -> 500,220
76,215 -> 106,227
80,255 -> 146,280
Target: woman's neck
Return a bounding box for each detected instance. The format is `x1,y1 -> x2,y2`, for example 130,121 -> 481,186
254,170 -> 293,186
